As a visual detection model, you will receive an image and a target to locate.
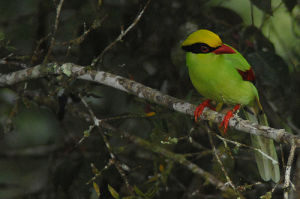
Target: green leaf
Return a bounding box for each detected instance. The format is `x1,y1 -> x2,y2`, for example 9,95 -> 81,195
145,186 -> 158,198
84,125 -> 95,137
122,196 -> 134,199
169,137 -> 178,144
108,184 -> 120,199
98,0 -> 102,7
93,182 -> 101,197
250,0 -> 272,15
233,144 -> 240,154
90,163 -> 100,175
282,0 -> 297,11
0,31 -> 5,41
160,137 -> 178,145
83,129 -> 90,137
61,63 -> 72,77
260,191 -> 272,199
133,186 -> 145,197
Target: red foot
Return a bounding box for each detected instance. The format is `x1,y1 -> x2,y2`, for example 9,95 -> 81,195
194,100 -> 215,122
219,104 -> 241,134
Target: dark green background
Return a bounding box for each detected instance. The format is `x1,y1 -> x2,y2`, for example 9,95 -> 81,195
0,0 -> 299,198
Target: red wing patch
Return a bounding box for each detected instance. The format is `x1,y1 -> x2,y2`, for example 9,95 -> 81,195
237,68 -> 255,83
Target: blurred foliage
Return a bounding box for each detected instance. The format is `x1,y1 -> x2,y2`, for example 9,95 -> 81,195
0,0 -> 299,198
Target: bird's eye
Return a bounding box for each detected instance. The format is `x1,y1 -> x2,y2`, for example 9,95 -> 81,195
182,43 -> 212,54
200,45 -> 209,53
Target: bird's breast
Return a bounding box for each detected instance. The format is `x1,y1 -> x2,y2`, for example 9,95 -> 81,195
186,53 -> 256,105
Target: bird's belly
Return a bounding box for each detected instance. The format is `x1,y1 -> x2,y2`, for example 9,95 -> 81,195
188,66 -> 255,105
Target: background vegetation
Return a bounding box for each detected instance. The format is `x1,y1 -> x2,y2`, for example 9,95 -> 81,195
0,0 -> 299,198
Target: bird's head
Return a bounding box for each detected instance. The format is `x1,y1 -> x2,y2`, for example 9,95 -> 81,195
181,29 -> 235,54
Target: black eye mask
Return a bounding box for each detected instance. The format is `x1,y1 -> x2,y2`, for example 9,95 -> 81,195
182,43 -> 219,54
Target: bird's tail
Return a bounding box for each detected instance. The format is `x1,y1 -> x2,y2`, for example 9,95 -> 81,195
242,97 -> 280,182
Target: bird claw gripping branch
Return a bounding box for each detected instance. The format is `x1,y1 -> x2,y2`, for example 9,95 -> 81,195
194,100 -> 215,121
219,104 -> 240,134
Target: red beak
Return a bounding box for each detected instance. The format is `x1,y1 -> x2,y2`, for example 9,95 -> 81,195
213,44 -> 235,54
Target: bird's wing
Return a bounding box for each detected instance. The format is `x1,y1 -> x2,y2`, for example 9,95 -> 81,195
223,44 -> 255,83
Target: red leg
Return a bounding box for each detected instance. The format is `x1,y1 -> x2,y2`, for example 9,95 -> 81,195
194,100 -> 215,122
219,104 -> 241,134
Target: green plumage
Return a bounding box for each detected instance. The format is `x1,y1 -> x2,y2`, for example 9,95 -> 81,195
184,40 -> 280,182
244,106 -> 280,182
186,48 -> 257,105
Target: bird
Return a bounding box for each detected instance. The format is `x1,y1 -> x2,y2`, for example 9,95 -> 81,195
181,29 -> 280,182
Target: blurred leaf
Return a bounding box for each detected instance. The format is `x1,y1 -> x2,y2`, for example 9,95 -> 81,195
62,67 -> 72,77
92,18 -> 104,30
293,15 -> 300,38
168,137 -> 178,144
243,26 -> 275,51
232,145 -> 240,154
108,184 -> 120,199
160,137 -> 178,144
90,163 -> 100,175
122,196 -> 134,199
211,6 -> 243,25
145,186 -> 158,198
244,27 -> 291,116
0,31 -> 4,41
145,174 -> 159,184
282,0 -> 298,11
84,125 -> 95,138
145,111 -> 155,117
83,129 -> 90,137
98,0 -> 102,7
134,186 -> 146,197
159,164 -> 164,173
260,191 -> 272,199
93,182 -> 101,197
250,0 -> 272,15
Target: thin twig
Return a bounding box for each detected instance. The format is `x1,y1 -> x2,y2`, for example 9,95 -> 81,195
31,33 -> 51,64
86,160 -> 115,185
0,53 -> 28,69
66,102 -> 232,193
63,15 -> 108,57
91,0 -> 151,67
206,125 -> 238,193
236,182 -> 262,192
214,132 -> 278,165
80,95 -> 133,192
212,130 -> 281,197
0,144 -> 60,158
43,0 -> 65,64
61,100 -> 253,197
283,141 -> 296,199
99,121 -> 232,193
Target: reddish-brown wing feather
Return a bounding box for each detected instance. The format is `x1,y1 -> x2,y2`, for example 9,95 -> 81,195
238,68 -> 255,83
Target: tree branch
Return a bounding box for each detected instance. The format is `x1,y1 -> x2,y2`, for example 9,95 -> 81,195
0,62 -> 299,147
